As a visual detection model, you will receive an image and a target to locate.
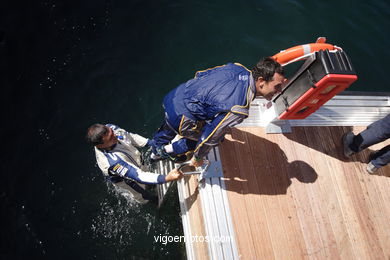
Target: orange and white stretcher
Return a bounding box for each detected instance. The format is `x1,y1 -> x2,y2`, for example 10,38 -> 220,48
271,37 -> 358,120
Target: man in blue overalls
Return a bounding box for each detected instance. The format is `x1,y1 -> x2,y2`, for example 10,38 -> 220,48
343,113 -> 390,174
150,57 -> 286,167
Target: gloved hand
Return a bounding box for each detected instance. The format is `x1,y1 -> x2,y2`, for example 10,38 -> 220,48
190,156 -> 204,167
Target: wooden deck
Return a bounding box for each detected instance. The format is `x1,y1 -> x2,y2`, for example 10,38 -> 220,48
177,174 -> 209,259
219,126 -> 390,259
173,94 -> 390,260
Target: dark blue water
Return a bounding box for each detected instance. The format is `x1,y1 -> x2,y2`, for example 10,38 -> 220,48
1,0 -> 389,259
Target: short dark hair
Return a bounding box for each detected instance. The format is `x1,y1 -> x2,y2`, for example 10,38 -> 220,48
86,124 -> 108,146
252,57 -> 284,82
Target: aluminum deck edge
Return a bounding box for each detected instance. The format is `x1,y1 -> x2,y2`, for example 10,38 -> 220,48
238,94 -> 390,127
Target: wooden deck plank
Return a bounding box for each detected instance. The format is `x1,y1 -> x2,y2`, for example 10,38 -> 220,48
280,128 -> 335,259
252,129 -> 306,260
182,175 -> 209,259
282,128 -> 340,259
275,131 -> 321,260
296,126 -> 355,259
220,125 -> 390,260
219,131 -> 260,259
316,126 -> 385,259
237,128 -> 280,259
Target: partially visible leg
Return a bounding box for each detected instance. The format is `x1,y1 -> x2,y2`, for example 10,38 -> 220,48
343,114 -> 390,157
351,114 -> 390,152
367,144 -> 390,174
171,138 -> 197,155
151,121 -> 177,157
161,138 -> 197,163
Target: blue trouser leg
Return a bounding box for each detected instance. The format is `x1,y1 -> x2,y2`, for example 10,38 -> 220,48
371,145 -> 390,168
350,114 -> 390,152
172,138 -> 197,155
152,121 -> 177,153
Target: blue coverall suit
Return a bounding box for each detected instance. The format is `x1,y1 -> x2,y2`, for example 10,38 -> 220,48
349,113 -> 390,168
152,63 -> 256,159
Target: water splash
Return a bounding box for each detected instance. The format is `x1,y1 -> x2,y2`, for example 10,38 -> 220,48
20,205 -> 47,255
90,183 -> 155,248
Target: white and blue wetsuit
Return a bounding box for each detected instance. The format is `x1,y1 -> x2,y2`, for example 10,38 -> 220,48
95,124 -> 166,203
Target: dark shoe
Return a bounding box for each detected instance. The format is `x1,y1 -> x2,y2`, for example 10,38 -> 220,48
156,147 -> 190,163
368,150 -> 380,163
342,132 -> 355,158
142,147 -> 162,165
172,154 -> 188,163
156,147 -> 174,160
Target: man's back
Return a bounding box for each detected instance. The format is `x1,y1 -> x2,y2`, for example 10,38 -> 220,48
164,63 -> 253,120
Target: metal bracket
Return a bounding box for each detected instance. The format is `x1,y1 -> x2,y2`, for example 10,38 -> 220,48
178,160 -> 223,184
199,161 -> 223,182
179,160 -> 211,175
266,119 -> 292,133
260,101 -> 292,134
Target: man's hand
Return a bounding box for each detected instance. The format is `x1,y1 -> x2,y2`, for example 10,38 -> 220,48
190,156 -> 204,167
165,168 -> 183,182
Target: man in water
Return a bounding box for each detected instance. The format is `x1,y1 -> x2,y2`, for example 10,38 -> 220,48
86,123 -> 182,204
150,57 -> 286,166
